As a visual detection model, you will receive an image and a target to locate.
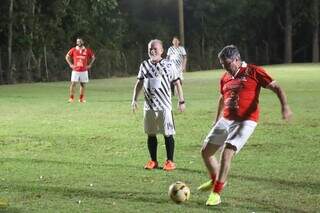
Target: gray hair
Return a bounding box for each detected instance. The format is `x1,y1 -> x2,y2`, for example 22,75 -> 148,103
218,45 -> 241,60
148,39 -> 163,49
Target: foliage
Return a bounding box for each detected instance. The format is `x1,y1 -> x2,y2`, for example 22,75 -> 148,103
0,0 -> 318,83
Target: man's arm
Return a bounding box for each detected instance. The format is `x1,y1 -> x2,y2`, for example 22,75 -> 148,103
267,81 -> 293,121
131,79 -> 143,112
173,79 -> 185,112
65,54 -> 74,69
214,94 -> 224,123
182,55 -> 187,72
87,55 -> 96,69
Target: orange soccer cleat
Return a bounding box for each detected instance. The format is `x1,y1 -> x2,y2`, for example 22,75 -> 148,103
144,160 -> 158,170
163,160 -> 176,171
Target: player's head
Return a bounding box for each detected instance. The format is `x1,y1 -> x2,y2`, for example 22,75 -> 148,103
172,36 -> 180,46
76,38 -> 84,47
148,39 -> 164,62
218,45 -> 242,74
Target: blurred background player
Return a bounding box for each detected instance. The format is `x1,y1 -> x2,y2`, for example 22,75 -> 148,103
198,45 -> 293,206
66,37 -> 95,103
167,36 -> 187,95
131,39 -> 186,171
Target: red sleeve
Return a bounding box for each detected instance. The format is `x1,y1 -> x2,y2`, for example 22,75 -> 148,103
220,73 -> 226,94
255,67 -> 273,88
87,48 -> 95,59
67,48 -> 74,57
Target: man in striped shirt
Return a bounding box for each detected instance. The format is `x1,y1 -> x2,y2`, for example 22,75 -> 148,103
167,36 -> 187,78
131,39 -> 185,171
167,36 -> 187,95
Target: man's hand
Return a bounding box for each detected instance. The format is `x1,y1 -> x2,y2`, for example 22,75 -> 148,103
87,64 -> 92,70
178,101 -> 185,112
282,105 -> 293,121
131,100 -> 138,113
69,64 -> 75,70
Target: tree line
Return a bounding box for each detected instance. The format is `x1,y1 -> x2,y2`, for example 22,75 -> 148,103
0,0 -> 319,84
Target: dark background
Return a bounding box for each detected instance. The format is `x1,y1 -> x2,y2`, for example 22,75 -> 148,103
0,0 -> 319,83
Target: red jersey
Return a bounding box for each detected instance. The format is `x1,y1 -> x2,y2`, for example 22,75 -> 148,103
220,62 -> 273,122
67,47 -> 94,72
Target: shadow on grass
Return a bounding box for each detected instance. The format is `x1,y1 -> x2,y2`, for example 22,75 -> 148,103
2,157 -> 319,192
0,207 -> 22,213
3,184 -> 213,211
227,195 -> 310,213
230,174 -> 320,193
1,157 -> 205,175
0,157 -> 135,170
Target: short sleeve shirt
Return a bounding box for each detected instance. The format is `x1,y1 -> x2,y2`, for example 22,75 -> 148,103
167,46 -> 187,72
220,62 -> 274,122
137,59 -> 179,111
67,47 -> 95,72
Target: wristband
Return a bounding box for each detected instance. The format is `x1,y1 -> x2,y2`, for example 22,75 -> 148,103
179,101 -> 185,105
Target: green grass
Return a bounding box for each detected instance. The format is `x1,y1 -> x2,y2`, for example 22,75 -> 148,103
0,63 -> 319,212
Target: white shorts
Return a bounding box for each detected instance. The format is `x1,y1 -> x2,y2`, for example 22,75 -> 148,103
204,117 -> 257,153
175,67 -> 184,80
71,71 -> 89,83
144,110 -> 175,136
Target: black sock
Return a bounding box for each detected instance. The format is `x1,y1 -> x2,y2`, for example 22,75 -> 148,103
164,135 -> 175,161
147,135 -> 158,161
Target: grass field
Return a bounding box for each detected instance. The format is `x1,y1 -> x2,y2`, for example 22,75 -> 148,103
0,63 -> 319,212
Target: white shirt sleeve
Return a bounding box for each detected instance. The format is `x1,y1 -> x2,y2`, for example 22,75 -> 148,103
181,47 -> 187,56
167,47 -> 173,57
137,63 -> 144,80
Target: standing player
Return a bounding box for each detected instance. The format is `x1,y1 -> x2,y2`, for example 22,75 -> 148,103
198,45 -> 292,206
131,39 -> 186,171
66,37 -> 95,103
167,36 -> 187,95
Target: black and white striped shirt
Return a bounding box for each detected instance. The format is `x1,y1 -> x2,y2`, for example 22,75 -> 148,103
167,46 -> 187,72
137,59 -> 179,111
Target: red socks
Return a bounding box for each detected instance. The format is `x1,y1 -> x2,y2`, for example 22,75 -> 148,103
210,173 -> 225,193
79,94 -> 84,100
214,181 -> 225,194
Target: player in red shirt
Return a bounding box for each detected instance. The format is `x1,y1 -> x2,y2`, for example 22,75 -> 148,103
198,45 -> 293,206
66,37 -> 95,103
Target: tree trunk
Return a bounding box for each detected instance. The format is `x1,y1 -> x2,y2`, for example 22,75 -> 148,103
263,40 -> 270,65
44,44 -> 49,81
8,0 -> 14,83
0,47 -> 3,83
121,51 -> 128,74
312,0 -> 319,62
284,0 -> 292,63
178,0 -> 185,46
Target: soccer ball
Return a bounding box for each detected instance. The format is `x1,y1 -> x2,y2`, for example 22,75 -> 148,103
168,181 -> 190,203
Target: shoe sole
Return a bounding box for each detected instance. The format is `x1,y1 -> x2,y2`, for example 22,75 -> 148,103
206,200 -> 221,206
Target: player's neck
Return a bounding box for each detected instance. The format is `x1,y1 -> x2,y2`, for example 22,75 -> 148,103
76,45 -> 85,50
150,57 -> 162,64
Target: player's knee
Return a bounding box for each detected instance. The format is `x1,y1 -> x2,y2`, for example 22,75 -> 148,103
200,146 -> 210,159
222,143 -> 236,161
